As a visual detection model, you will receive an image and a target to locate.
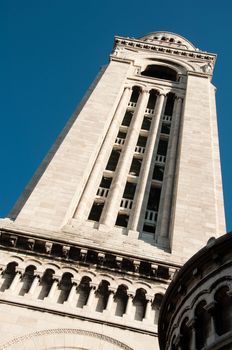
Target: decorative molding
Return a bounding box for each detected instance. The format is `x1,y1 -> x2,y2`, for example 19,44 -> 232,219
0,328 -> 134,350
0,228 -> 180,282
113,37 -> 216,64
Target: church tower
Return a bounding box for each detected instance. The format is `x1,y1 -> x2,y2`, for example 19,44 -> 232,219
0,32 -> 225,350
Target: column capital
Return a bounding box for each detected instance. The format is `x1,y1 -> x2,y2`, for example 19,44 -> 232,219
141,87 -> 150,94
108,287 -> 116,294
71,278 -> 79,285
15,268 -> 24,275
34,272 -> 43,279
158,91 -> 167,97
146,295 -> 153,303
89,282 -> 97,290
204,300 -> 216,313
127,291 -> 135,298
124,85 -> 132,91
186,317 -> 196,329
175,95 -> 184,101
53,275 -> 61,282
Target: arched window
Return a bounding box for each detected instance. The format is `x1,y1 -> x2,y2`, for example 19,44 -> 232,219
171,336 -> 177,350
215,286 -> 232,335
57,272 -> 73,304
179,317 -> 191,350
164,92 -> 176,116
38,268 -> 55,300
141,65 -> 178,82
130,86 -> 141,103
114,284 -> 128,316
1,261 -> 18,292
19,265 -> 36,296
153,293 -> 164,324
95,280 -> 110,312
133,288 -> 147,321
146,90 -> 158,110
195,300 -> 211,349
76,276 -> 91,308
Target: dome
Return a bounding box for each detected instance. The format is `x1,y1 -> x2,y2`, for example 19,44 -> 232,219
138,32 -> 196,51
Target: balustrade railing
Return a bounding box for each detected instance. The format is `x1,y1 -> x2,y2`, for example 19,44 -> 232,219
145,108 -> 154,115
120,198 -> 133,210
135,145 -> 146,154
144,210 -> 158,225
128,101 -> 137,108
115,137 -> 125,146
162,115 -> 172,122
155,154 -> 166,164
96,187 -> 109,198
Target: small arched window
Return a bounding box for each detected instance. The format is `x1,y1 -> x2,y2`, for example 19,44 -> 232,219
214,286 -> 232,335
130,86 -> 141,103
141,65 -> 178,82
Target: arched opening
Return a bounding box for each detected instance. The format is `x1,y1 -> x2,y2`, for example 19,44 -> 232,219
133,288 -> 147,321
95,280 -> 110,312
19,265 -> 36,296
179,317 -> 191,350
114,284 -> 128,317
152,293 -> 164,324
146,89 -> 158,110
57,272 -> 73,304
164,92 -> 176,116
141,65 -> 178,82
215,286 -> 232,335
130,86 -> 141,103
76,276 -> 91,308
195,300 -> 211,349
171,336 -> 177,350
0,261 -> 18,292
38,268 -> 55,300
122,111 -> 133,127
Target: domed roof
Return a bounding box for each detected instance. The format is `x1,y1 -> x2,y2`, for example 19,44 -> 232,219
138,32 -> 196,51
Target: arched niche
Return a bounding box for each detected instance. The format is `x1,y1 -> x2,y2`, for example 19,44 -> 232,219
0,328 -> 134,350
141,65 -> 178,81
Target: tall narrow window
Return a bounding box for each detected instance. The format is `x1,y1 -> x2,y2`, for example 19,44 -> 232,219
123,182 -> 137,200
157,139 -> 168,156
106,149 -> 121,171
147,90 -> 157,109
129,158 -> 142,176
164,92 -> 175,116
88,202 -> 104,222
122,111 -> 133,127
130,86 -> 141,103
147,187 -> 161,211
141,116 -> 151,131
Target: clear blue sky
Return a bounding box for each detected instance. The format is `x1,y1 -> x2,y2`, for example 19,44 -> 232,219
1,1 -> 232,231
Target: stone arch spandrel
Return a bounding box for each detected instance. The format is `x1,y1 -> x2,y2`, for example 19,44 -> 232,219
0,328 -> 134,350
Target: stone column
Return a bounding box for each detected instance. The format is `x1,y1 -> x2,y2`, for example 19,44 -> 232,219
66,281 -> 78,304
8,270 -> 22,293
74,86 -> 133,220
47,277 -> 59,300
0,266 -> 5,287
157,96 -> 183,244
86,283 -> 97,307
187,318 -> 196,350
204,301 -> 217,345
143,297 -> 153,321
27,273 -> 42,296
124,293 -> 134,318
101,89 -> 150,227
105,288 -> 116,311
128,93 -> 166,234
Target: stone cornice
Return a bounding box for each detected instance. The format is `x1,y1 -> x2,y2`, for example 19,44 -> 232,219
114,36 -> 216,65
0,228 -> 180,283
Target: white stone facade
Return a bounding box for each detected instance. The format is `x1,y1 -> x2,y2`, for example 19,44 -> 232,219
0,32 -> 225,349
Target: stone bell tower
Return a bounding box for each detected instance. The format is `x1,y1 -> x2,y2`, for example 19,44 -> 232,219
0,32 -> 225,350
